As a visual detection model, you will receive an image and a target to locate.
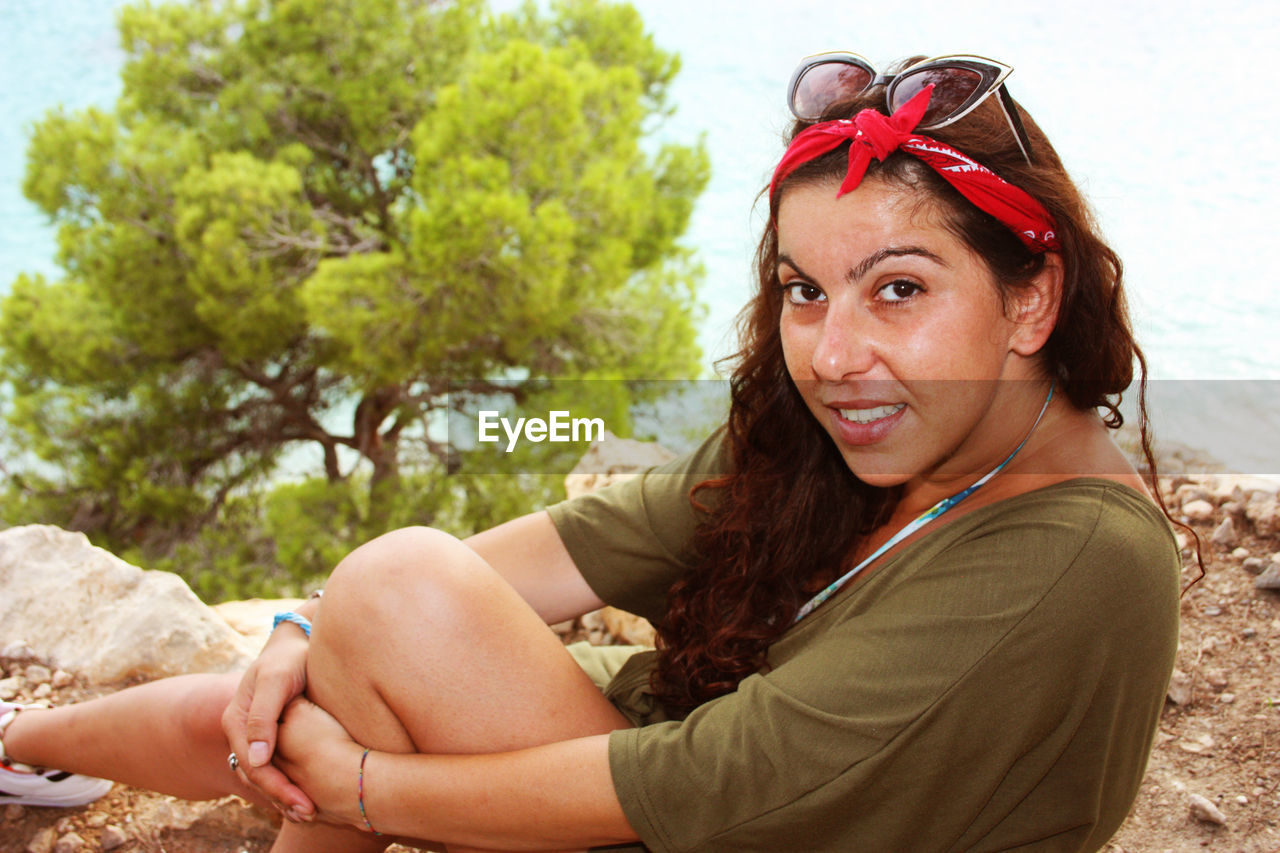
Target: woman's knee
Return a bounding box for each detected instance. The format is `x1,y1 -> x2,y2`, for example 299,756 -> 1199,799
319,526 -> 500,646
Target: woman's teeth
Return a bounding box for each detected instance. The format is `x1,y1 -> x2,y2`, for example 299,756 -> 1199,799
838,403 -> 905,424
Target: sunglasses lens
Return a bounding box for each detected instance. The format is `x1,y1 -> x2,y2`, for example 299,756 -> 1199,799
792,61 -> 874,120
891,67 -> 985,127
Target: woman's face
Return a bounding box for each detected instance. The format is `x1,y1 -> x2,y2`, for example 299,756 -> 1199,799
777,177 -> 1043,495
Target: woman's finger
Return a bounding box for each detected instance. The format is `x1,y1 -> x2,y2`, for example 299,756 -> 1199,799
243,663 -> 304,767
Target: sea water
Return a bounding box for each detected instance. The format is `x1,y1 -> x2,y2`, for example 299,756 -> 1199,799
3,0 -> 1279,474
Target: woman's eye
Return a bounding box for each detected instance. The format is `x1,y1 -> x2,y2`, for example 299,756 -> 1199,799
877,280 -> 922,303
784,282 -> 825,305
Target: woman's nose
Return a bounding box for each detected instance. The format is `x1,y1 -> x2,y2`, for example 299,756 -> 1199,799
811,308 -> 878,382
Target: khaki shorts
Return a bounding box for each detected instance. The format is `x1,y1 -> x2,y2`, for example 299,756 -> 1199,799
565,642 -> 675,728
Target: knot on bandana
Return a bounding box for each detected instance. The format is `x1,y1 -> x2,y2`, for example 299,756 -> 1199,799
838,86 -> 933,194
770,84 -> 1061,253
770,84 -> 932,199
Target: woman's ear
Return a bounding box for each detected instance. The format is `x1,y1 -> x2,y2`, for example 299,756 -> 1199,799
1009,252 -> 1064,357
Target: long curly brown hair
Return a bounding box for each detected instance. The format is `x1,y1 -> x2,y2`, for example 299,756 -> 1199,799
649,59 -> 1189,717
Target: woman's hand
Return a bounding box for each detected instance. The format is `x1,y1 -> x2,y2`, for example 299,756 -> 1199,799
275,695 -> 366,828
221,624 -> 315,820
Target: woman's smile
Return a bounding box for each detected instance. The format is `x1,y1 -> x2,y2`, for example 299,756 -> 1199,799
826,399 -> 908,445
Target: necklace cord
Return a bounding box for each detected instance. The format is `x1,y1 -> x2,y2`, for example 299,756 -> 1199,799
792,381 -> 1056,624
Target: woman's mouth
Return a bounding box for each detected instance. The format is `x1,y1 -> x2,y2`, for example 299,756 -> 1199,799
837,403 -> 906,425
827,401 -> 907,446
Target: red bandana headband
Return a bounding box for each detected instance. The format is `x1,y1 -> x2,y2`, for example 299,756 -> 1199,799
770,84 -> 1060,253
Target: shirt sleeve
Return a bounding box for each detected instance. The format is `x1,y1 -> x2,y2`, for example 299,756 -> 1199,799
606,485 -> 1180,853
546,429 -> 730,625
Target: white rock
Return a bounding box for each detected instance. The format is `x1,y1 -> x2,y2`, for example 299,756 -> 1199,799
32,683 -> 51,699
1245,498 -> 1280,537
1254,562 -> 1280,591
24,826 -> 56,853
24,664 -> 51,685
1210,517 -> 1237,548
1181,500 -> 1215,522
1176,484 -> 1213,507
1166,669 -> 1192,705
1231,547 -> 1251,560
0,676 -> 20,701
99,825 -> 128,851
1,641 -> 35,661
51,670 -> 73,688
0,526 -> 255,684
52,832 -> 86,853
1187,793 -> 1227,825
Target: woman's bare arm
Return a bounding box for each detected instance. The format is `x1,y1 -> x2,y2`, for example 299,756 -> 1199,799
465,510 -> 605,624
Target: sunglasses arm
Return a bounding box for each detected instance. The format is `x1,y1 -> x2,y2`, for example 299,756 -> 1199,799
996,85 -> 1035,166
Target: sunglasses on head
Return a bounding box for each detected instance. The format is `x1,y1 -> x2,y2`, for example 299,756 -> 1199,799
786,53 -> 1035,165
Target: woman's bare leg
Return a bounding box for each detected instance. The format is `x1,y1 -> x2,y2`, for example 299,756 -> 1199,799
2,672 -> 270,809
271,526 -> 631,853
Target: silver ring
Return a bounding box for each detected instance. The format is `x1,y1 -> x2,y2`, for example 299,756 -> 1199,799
228,752 -> 239,772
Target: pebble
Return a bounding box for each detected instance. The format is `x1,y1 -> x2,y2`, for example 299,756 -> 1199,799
1,641 -> 35,661
1254,562 -> 1280,590
1202,605 -> 1222,617
1218,693 -> 1236,704
99,825 -> 128,851
1177,485 -> 1214,507
1210,517 -> 1237,547
1182,499 -> 1216,522
23,664 -> 51,685
1235,795 -> 1249,805
24,826 -> 56,853
84,813 -> 107,828
1231,546 -> 1251,559
0,676 -> 21,700
1166,669 -> 1193,705
1243,557 -> 1266,575
32,682 -> 52,699
52,832 -> 86,853
1187,793 -> 1227,825
1243,628 -> 1257,639
51,670 -> 73,689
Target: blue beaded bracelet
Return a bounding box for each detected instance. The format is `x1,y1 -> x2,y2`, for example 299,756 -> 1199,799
272,611 -> 312,637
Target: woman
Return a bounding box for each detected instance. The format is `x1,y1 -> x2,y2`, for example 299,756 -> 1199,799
0,53 -> 1181,851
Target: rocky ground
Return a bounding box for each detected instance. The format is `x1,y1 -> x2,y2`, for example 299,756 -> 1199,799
2,468 -> 1278,852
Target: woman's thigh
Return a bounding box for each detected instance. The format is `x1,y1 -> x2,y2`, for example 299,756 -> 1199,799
304,526 -> 632,756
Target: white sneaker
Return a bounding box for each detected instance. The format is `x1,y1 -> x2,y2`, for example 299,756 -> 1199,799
0,701 -> 113,807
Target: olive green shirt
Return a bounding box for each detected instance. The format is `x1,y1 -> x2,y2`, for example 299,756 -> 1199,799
547,433 -> 1180,852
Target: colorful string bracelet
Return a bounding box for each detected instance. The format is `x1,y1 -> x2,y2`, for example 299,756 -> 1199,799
358,747 -> 383,835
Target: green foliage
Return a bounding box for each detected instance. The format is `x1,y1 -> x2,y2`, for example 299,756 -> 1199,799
0,0 -> 708,596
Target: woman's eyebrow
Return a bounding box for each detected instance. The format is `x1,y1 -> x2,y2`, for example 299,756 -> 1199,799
847,246 -> 947,282
777,246 -> 947,284
776,253 -> 812,280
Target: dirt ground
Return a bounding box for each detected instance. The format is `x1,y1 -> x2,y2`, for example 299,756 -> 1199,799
3,494 -> 1278,852
1105,507 -> 1280,853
